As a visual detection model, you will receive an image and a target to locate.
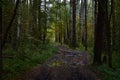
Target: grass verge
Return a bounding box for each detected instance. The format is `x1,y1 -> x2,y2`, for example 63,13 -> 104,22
3,43 -> 58,80
97,53 -> 120,80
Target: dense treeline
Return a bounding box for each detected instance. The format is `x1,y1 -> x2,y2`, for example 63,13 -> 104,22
0,0 -> 120,80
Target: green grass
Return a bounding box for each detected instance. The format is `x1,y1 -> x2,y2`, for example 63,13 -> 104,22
51,60 -> 65,67
97,53 -> 120,80
3,42 -> 58,80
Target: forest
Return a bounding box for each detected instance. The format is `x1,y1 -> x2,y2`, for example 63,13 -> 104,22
0,0 -> 120,80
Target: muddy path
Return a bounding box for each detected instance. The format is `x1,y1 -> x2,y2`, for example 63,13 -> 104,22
15,45 -> 101,80
44,45 -> 91,67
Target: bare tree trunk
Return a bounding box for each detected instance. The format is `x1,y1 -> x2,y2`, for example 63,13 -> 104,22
112,0 -> 116,52
17,0 -> 21,46
92,0 -> 95,28
84,0 -> 87,50
2,0 -> 19,48
43,0 -> 47,44
70,0 -> 73,45
80,0 -> 87,50
107,0 -> 114,68
55,0 -> 60,42
78,0 -> 81,43
59,0 -> 63,44
29,0 -> 33,35
70,0 -> 77,48
55,6 -> 58,42
38,0 -> 42,40
80,0 -> 85,47
0,0 -> 2,79
93,0 -> 105,64
63,0 -> 67,44
27,0 -> 30,36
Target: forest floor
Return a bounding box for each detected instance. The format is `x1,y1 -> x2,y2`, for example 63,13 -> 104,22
15,45 -> 101,80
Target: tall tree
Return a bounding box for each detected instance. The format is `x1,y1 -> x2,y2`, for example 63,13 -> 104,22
78,0 -> 81,43
63,0 -> 68,44
38,0 -> 42,40
29,0 -> 33,35
2,0 -> 19,48
114,0 -> 120,52
59,0 -> 62,44
55,0 -> 59,42
112,0 -> 116,52
84,0 -> 87,50
93,0 -> 106,64
70,0 -> 77,48
0,0 -> 2,79
17,0 -> 21,46
107,0 -> 113,68
80,0 -> 87,50
43,0 -> 47,44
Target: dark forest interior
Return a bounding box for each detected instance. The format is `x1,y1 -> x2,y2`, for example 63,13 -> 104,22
0,0 -> 120,80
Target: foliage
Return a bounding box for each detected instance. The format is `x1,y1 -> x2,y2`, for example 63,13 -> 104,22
1,0 -> 120,80
3,43 -> 58,80
97,53 -> 120,80
51,60 -> 65,67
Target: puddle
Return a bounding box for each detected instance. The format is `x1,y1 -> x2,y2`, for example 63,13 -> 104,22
50,60 -> 65,67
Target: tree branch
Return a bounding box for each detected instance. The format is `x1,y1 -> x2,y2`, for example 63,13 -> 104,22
2,0 -> 20,48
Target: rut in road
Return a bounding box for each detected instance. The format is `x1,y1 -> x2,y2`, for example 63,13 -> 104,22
16,45 -> 100,80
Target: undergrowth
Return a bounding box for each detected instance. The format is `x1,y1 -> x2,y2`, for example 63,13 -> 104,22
3,42 -> 58,80
97,52 -> 120,80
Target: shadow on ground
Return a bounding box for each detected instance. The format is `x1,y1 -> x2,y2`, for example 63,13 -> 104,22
18,65 -> 97,80
14,45 -> 99,80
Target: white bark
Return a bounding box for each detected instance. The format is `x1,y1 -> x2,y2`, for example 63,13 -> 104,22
17,0 -> 21,40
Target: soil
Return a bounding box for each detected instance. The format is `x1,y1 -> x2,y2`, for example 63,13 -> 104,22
14,45 -> 101,80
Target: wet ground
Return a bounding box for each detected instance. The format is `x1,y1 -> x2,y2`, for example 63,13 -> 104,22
44,45 -> 91,67
15,45 -> 100,80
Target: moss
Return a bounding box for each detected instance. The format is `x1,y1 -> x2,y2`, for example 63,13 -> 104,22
51,60 -> 65,67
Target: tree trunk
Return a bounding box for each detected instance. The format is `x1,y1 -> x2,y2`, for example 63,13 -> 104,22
78,0 -> 81,43
107,0 -> 113,68
0,0 -> 2,79
80,0 -> 87,50
84,0 -> 87,50
112,0 -> 116,52
59,0 -> 62,44
70,0 -> 77,48
93,0 -> 105,64
55,7 -> 58,42
63,0 -> 67,44
17,0 -> 21,46
38,0 -> 42,40
29,0 -> 33,35
2,0 -> 19,48
43,0 -> 47,44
